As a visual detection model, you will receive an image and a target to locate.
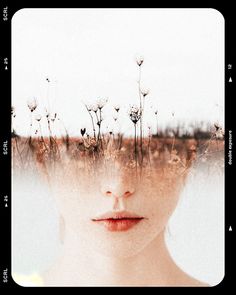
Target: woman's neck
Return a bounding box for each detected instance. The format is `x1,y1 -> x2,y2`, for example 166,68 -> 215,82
43,227 -> 187,286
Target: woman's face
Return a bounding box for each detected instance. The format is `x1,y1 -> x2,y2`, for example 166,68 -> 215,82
51,159 -> 186,258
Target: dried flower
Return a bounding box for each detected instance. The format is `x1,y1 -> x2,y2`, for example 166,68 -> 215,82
35,114 -> 42,122
92,104 -> 98,113
27,98 -> 37,112
114,105 -> 120,112
11,106 -> 16,117
113,115 -> 118,122
86,104 -> 93,112
214,124 -> 224,139
214,123 -> 220,131
97,98 -> 108,110
80,127 -> 86,137
136,56 -> 144,67
128,105 -> 141,124
45,109 -> 50,119
141,88 -> 149,97
51,112 -> 57,122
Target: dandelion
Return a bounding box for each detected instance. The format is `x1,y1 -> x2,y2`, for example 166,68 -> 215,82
97,98 -> 108,110
95,99 -> 107,146
86,105 -> 93,112
154,110 -> 158,115
113,115 -> 118,122
141,88 -> 149,97
92,104 -> 98,113
136,56 -> 144,67
128,105 -> 141,124
27,98 -> 37,112
46,77 -> 50,83
35,114 -> 42,122
114,105 -> 120,112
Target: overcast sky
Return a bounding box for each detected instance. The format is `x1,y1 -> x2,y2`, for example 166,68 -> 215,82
12,8 -> 224,137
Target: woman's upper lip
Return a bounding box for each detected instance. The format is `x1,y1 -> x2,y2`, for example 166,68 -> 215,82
92,210 -> 145,221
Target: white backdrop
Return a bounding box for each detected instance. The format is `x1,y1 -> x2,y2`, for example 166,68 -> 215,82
12,8 -> 224,137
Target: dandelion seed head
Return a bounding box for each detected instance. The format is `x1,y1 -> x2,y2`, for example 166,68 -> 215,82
27,98 -> 38,112
85,104 -> 93,112
97,98 -> 108,110
35,114 -> 42,122
136,56 -> 144,66
141,88 -> 149,97
92,104 -> 98,113
128,105 -> 141,124
114,105 -> 120,112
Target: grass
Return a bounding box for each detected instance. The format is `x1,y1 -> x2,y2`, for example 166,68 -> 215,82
11,56 -> 224,178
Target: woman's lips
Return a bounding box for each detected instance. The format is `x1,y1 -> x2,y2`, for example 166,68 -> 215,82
91,211 -> 145,232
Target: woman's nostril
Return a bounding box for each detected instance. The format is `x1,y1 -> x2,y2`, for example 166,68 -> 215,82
124,191 -> 133,197
103,190 -> 134,197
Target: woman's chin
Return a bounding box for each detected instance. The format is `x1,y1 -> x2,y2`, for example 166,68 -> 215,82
69,221 -> 161,259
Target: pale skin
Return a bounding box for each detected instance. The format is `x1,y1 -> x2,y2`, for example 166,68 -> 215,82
42,162 -> 209,286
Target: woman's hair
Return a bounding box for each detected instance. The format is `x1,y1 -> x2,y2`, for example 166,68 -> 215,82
12,133 -> 224,185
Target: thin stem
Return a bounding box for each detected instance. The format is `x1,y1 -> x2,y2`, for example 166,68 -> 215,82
134,123 -> 138,176
138,66 -> 143,164
85,105 -> 96,140
156,116 -> 158,137
97,109 -> 102,143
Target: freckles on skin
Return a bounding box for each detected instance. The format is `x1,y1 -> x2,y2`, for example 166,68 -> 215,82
47,162 -> 187,258
52,163 -> 184,227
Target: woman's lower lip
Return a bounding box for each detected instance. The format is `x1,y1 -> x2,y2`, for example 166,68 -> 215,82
92,218 -> 144,232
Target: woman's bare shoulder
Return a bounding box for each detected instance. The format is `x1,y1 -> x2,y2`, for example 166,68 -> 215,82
173,270 -> 210,287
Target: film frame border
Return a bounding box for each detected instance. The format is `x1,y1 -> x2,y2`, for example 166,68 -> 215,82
0,4 -> 234,289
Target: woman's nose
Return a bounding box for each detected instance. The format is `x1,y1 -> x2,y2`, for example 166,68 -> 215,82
100,183 -> 135,199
